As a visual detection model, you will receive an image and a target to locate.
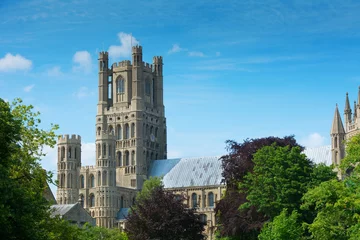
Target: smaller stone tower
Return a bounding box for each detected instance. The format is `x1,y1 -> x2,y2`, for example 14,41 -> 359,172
94,129 -> 118,228
57,134 -> 81,204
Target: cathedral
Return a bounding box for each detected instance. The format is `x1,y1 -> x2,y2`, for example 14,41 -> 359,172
56,45 -> 332,238
330,88 -> 360,178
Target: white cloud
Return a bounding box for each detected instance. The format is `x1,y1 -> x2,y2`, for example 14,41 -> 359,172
72,51 -> 92,74
300,133 -> 326,148
47,66 -> 63,77
108,32 -> 139,58
0,53 -> 32,72
23,84 -> 35,92
73,86 -> 94,99
188,51 -> 205,57
216,52 -> 221,57
168,44 -> 186,54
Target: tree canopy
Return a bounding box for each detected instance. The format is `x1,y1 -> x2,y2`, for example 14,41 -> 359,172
126,178 -> 205,240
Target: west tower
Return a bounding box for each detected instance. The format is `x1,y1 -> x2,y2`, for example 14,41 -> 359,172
96,45 -> 167,190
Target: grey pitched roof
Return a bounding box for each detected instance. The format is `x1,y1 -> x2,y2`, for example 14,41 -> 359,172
331,104 -> 345,134
303,145 -> 332,166
149,156 -> 223,188
116,208 -> 130,220
50,204 -> 77,217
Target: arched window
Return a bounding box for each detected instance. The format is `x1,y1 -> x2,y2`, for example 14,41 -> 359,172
192,193 -> 197,208
97,127 -> 101,136
155,128 -> 158,138
67,173 -> 72,188
117,78 -> 125,94
200,214 -> 207,224
117,125 -> 122,140
74,147 -> 77,160
131,151 -> 135,165
103,144 -> 106,156
103,171 -> 107,186
334,137 -> 338,148
117,151 -> 122,167
61,146 -> 65,159
80,175 -> 84,188
97,171 -> 101,186
150,126 -> 153,135
90,194 -> 95,207
80,194 -> 84,208
131,123 -> 135,138
68,147 -> 72,158
109,125 -> 114,134
125,151 -> 130,166
145,78 -> 151,96
146,124 -> 149,136
109,171 -> 113,186
108,144 -> 112,157
208,192 -> 214,207
150,152 -> 154,160
125,124 -> 129,139
90,174 -> 95,188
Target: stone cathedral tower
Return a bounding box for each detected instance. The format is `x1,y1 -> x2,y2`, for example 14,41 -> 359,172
57,45 -> 167,228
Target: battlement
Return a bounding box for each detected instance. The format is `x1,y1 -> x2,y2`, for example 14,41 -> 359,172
58,134 -> 81,144
81,165 -> 95,170
143,62 -> 153,70
99,51 -> 109,59
132,45 -> 142,54
153,56 -> 163,64
112,60 -> 132,68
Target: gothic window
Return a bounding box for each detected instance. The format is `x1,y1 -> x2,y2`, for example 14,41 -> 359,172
103,171 -> 107,185
116,78 -> 125,94
67,173 -> 72,188
131,151 -> 135,165
98,171 -> 101,186
117,151 -> 122,167
192,193 -> 197,208
117,125 -> 122,140
152,78 -> 156,104
61,146 -> 65,160
120,196 -> 124,209
108,144 -> 112,157
68,147 -> 72,158
150,126 -> 153,135
97,127 -> 101,136
80,175 -> 85,188
90,174 -> 95,188
103,144 -> 106,156
151,152 -> 154,160
145,79 -> 151,96
208,192 -> 214,207
155,128 -> 158,138
146,124 -> 149,136
335,137 -> 338,148
125,124 -> 129,139
200,214 -> 207,225
109,171 -> 113,186
109,125 -> 114,134
131,123 -> 135,138
90,194 -> 95,207
74,147 -> 77,160
125,151 -> 130,166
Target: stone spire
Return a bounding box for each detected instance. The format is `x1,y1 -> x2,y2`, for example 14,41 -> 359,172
345,92 -> 352,123
331,104 -> 345,134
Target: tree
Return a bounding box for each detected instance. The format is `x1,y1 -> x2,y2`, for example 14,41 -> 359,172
126,185 -> 205,240
215,136 -> 304,238
136,176 -> 163,202
239,144 -> 314,219
0,98 -> 59,240
258,209 -> 303,240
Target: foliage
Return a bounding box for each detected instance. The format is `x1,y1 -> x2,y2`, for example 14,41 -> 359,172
136,176 -> 163,202
126,186 -> 205,240
0,98 -> 59,240
340,133 -> 360,175
258,209 -> 303,240
239,145 -> 314,219
215,136 -> 304,238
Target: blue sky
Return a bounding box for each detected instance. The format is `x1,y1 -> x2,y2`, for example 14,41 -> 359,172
1,0 -> 360,194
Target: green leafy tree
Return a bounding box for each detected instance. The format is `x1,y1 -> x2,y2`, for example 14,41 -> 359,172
0,98 -> 59,240
239,144 -> 316,219
136,176 -> 163,202
258,209 -> 303,240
